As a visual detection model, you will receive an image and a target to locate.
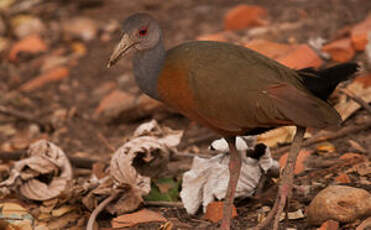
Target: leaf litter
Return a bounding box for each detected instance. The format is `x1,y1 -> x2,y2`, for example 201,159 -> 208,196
180,136 -> 279,215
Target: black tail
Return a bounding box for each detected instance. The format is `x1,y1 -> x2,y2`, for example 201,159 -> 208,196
298,62 -> 359,100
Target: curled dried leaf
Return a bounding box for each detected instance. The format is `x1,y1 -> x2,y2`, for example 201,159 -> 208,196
0,140 -> 73,201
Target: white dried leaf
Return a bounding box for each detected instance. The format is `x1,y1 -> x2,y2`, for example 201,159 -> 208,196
133,119 -> 160,136
180,137 -> 279,214
133,120 -> 183,147
209,136 -> 256,152
0,140 -> 73,201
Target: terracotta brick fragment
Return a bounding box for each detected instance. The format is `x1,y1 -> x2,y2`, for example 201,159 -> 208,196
245,39 -> 293,59
9,34 -> 48,61
317,220 -> 339,230
19,66 -> 69,92
196,32 -> 227,42
277,44 -> 323,69
203,201 -> 237,223
322,38 -> 355,62
224,5 -> 268,31
351,14 -> 371,51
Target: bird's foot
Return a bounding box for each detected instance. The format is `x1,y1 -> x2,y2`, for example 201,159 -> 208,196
253,182 -> 291,230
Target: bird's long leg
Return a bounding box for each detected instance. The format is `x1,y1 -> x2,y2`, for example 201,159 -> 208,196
254,126 -> 306,230
220,136 -> 241,230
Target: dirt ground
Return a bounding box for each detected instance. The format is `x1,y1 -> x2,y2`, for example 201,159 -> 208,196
0,0 -> 370,229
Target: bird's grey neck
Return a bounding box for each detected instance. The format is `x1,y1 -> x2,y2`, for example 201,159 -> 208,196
133,41 -> 165,100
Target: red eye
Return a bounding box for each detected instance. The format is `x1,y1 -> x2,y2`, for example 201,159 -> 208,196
138,27 -> 147,36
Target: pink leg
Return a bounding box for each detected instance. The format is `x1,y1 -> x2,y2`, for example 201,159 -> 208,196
254,126 -> 306,230
220,137 -> 241,230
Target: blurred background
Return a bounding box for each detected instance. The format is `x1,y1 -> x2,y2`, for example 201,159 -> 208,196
0,1 -> 370,229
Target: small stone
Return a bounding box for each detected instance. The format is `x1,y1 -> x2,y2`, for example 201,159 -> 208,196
307,185 -> 371,225
62,17 -> 98,41
19,66 -> 69,92
317,220 -> 339,230
322,38 -> 355,62
351,14 -> 371,51
11,15 -> 46,38
224,5 -> 268,31
356,217 -> 371,230
203,201 -> 237,223
277,44 -> 323,69
8,34 -> 48,61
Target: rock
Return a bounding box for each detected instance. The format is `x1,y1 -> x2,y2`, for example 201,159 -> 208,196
224,5 -> 268,31
334,173 -> 351,184
322,38 -> 355,62
203,201 -> 237,223
356,217 -> 371,230
62,17 -> 98,41
19,66 -> 69,92
279,149 -> 312,175
11,15 -> 46,38
307,185 -> 371,225
245,39 -> 293,60
277,44 -> 323,69
351,14 -> 371,51
317,220 -> 339,230
8,34 -> 48,61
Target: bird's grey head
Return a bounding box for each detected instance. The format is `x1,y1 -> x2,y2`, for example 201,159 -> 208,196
107,13 -> 162,68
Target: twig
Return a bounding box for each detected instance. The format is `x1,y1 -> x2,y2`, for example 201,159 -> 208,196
96,132 -> 115,152
339,88 -> 371,115
143,201 -> 184,208
272,118 -> 371,155
0,151 -> 97,169
0,105 -> 52,132
87,190 -> 121,230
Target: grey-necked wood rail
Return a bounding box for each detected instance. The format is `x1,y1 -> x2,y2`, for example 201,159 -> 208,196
107,13 -> 359,230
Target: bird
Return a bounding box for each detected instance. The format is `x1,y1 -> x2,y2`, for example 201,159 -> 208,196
107,13 -> 359,230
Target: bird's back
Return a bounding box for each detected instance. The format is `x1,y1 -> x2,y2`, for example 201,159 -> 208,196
157,41 -> 342,136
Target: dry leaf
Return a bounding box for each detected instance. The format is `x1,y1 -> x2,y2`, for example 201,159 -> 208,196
203,201 -> 237,223
111,209 -> 167,228
180,136 -> 279,214
335,74 -> 371,121
257,126 -> 311,147
47,211 -> 80,230
0,140 -> 73,201
0,202 -> 34,230
51,205 -> 75,217
348,140 -> 367,153
316,142 -> 336,153
350,162 -> 371,176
